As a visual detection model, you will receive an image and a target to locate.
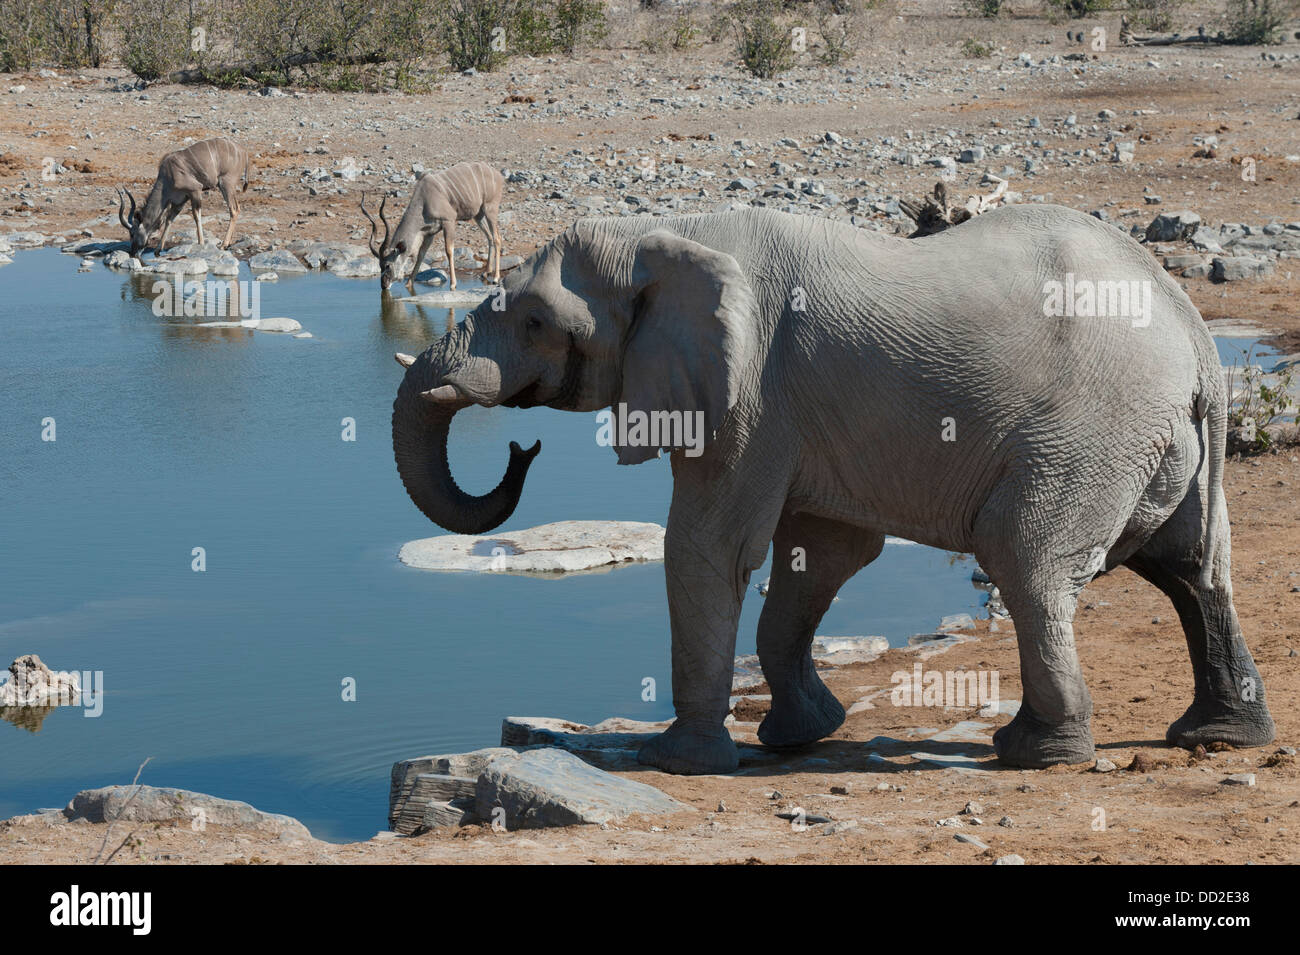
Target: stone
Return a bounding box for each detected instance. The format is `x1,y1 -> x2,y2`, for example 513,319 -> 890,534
474,748 -> 688,829
939,613 -> 975,631
1094,757 -> 1118,773
1222,773 -> 1256,787
398,520 -> 664,575
1163,254 -> 1205,272
254,317 -> 302,333
2,231 -> 48,249
66,785 -> 311,839
954,832 -> 989,849
1145,211 -> 1201,243
959,146 -> 985,163
390,747 -> 519,831
811,635 -> 889,664
326,252 -> 379,277
1212,256 -> 1273,282
249,250 -> 307,273
143,257 -> 208,275
396,287 -> 493,308
994,853 -> 1026,865
0,655 -> 80,707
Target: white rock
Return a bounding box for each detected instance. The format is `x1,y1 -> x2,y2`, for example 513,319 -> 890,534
399,520 -> 664,575
255,317 -> 302,333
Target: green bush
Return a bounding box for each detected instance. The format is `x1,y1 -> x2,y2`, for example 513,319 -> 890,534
551,0 -> 607,55
1044,0 -> 1109,19
962,0 -> 1003,16
961,37 -> 994,57
815,0 -> 864,65
120,0 -> 193,80
0,0 -> 116,71
444,0 -> 516,71
729,0 -> 795,78
1226,0 -> 1298,43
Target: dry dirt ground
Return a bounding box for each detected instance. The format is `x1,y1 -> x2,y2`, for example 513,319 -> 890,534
2,6 -> 1299,864
3,451 -> 1296,865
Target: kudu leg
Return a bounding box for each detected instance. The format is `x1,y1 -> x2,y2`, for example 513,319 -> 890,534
443,221 -> 457,290
156,206 -> 181,256
191,200 -> 205,247
407,231 -> 435,293
219,181 -> 239,249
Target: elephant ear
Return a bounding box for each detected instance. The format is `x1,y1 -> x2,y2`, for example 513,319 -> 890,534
614,230 -> 756,465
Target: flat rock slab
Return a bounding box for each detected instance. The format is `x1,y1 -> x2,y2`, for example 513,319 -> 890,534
65,785 -> 311,840
396,288 -> 493,308
399,520 -> 664,575
475,748 -> 689,829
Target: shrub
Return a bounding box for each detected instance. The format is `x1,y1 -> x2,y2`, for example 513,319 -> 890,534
962,0 -> 1003,17
1226,0 -> 1298,44
961,37 -> 994,57
120,0 -> 193,80
729,0 -> 795,78
1227,347 -> 1296,451
815,0 -> 865,65
0,0 -> 116,71
551,0 -> 607,55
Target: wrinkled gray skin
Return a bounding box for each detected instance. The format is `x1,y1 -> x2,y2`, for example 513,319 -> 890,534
391,205 -> 1275,775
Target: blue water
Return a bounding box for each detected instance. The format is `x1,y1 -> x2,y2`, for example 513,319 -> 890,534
0,249 -> 986,841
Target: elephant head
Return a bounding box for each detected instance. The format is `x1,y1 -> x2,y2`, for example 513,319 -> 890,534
391,218 -> 757,534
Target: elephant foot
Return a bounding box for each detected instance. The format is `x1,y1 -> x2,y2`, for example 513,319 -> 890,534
1166,700 -> 1275,751
637,720 -> 738,775
757,677 -> 845,748
993,707 -> 1094,768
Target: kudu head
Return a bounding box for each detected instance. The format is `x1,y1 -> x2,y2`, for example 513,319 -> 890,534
361,192 -> 406,292
116,187 -> 150,257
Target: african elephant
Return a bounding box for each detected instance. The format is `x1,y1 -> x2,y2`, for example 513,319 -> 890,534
390,205 -> 1275,775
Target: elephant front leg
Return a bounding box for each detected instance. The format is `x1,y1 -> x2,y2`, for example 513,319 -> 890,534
638,480 -> 784,775
757,512 -> 884,748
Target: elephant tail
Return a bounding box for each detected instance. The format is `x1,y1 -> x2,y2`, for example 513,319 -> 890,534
1195,372 -> 1226,591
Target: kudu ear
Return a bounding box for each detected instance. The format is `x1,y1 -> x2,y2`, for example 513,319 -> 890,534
613,230 -> 756,465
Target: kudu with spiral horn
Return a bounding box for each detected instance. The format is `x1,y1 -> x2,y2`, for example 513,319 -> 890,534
360,161 -> 506,293
118,137 -> 253,257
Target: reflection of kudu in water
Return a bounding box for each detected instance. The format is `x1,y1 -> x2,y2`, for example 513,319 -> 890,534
362,161 -> 505,293
118,138 -> 254,256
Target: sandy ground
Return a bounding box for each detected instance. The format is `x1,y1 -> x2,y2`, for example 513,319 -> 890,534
2,7 -> 1299,864
3,450 -> 1296,865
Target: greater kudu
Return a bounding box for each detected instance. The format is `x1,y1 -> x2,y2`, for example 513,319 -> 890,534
118,138 -> 254,256
361,161 -> 505,293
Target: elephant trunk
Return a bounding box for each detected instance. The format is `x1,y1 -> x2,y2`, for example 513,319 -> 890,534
392,342 -> 540,535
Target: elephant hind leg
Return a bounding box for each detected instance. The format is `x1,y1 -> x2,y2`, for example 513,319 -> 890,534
974,487 -> 1109,767
1123,489 -> 1274,751
756,511 -> 884,748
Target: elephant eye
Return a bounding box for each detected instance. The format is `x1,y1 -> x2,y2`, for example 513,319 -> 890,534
526,315 -> 543,331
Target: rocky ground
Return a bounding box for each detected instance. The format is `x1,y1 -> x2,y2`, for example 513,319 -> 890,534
3,450 -> 1296,865
2,7 -> 1300,347
2,5 -> 1299,864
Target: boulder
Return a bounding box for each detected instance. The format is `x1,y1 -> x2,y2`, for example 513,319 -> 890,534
325,251 -> 379,277
65,785 -> 311,839
474,748 -> 689,829
390,747 -> 519,831
0,654 -> 80,707
1212,256 -> 1273,282
398,520 -> 664,575
253,316 -> 302,333
396,287 -> 493,308
103,249 -> 142,271
1145,211 -> 1201,243
2,231 -> 48,249
249,249 -> 308,273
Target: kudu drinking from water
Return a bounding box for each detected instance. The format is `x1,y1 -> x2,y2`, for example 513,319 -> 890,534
117,138 -> 254,257
361,161 -> 505,293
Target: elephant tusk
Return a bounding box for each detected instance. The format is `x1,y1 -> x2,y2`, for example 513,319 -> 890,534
420,385 -> 462,403
394,352 -> 415,368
